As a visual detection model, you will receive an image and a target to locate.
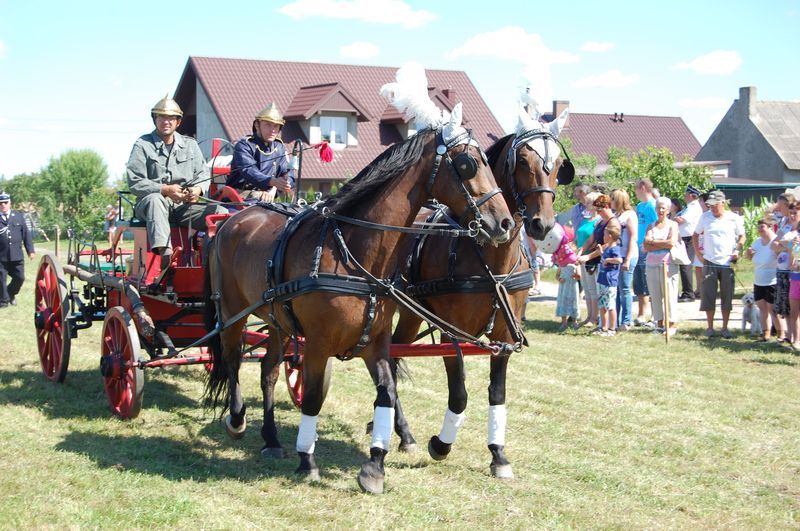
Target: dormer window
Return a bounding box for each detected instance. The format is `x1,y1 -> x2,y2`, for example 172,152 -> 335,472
320,115 -> 350,147
284,82 -> 371,150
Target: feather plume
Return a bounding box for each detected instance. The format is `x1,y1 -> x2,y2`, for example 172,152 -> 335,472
380,62 -> 446,130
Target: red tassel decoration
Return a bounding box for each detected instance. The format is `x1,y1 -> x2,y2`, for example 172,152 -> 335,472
315,141 -> 334,163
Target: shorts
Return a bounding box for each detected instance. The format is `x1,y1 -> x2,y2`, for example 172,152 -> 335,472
775,271 -> 790,317
633,254 -> 649,296
790,278 -> 800,301
598,284 -> 617,310
753,284 -> 775,305
699,261 -> 735,312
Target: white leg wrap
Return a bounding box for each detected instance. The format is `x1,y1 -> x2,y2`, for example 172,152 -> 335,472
370,406 -> 395,451
487,404 -> 507,446
296,414 -> 318,454
438,408 -> 466,445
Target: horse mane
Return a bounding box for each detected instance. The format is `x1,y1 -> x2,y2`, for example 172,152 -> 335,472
324,129 -> 434,214
485,133 -> 514,170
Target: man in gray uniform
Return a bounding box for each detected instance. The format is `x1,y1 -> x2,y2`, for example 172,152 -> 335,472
126,95 -> 225,268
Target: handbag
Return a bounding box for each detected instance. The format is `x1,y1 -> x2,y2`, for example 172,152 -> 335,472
670,239 -> 691,265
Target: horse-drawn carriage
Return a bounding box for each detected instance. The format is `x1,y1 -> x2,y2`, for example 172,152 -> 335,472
32,64 -> 573,493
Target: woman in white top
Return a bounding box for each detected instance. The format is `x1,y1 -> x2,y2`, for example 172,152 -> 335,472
611,189 -> 638,331
643,196 -> 680,337
747,219 -> 779,341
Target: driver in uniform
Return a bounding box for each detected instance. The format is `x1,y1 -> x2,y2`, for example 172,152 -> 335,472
228,102 -> 295,202
126,95 -> 225,269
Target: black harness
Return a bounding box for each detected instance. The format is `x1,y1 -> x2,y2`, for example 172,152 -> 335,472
404,207 -> 530,349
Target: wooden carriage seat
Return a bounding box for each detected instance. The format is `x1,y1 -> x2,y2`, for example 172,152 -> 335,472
127,218 -> 206,291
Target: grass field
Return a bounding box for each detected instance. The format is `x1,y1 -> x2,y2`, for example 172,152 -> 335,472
0,245 -> 798,528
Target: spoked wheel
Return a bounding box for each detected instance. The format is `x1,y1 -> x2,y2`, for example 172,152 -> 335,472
284,357 -> 333,409
34,252 -> 71,383
100,307 -> 144,419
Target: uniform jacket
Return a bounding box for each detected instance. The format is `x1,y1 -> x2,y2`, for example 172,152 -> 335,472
126,131 -> 210,200
228,135 -> 295,190
0,211 -> 34,261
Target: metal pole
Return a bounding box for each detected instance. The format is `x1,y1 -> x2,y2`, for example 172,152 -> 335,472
292,140 -> 304,203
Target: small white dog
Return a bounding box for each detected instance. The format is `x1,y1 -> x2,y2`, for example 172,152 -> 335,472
741,292 -> 762,336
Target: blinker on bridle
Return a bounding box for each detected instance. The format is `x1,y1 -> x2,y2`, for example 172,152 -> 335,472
426,128 -> 501,237
507,128 -> 575,216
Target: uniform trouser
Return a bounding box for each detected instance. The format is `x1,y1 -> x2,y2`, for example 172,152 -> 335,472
135,194 -> 227,250
0,259 -> 24,303
678,235 -> 695,297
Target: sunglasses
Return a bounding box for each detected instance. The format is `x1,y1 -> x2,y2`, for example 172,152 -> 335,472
0,201 -> 9,205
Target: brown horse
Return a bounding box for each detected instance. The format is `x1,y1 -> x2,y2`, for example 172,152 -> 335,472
388,107 -> 572,478
204,105 -> 514,494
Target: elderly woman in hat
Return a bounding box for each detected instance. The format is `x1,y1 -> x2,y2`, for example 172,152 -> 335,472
692,190 -> 745,338
228,102 -> 295,202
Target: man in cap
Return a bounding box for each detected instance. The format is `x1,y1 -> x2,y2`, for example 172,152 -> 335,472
228,102 -> 295,202
692,190 -> 745,338
673,184 -> 703,301
0,191 -> 35,308
126,95 -> 225,268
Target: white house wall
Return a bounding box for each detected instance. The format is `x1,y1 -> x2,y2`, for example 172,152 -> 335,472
196,82 -> 227,159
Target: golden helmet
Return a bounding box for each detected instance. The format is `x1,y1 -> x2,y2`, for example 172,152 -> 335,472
254,102 -> 285,126
151,94 -> 183,118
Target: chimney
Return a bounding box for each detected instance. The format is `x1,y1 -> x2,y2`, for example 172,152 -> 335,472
619,112 -> 624,122
441,88 -> 456,102
613,112 -> 618,122
739,86 -> 757,117
553,100 -> 569,120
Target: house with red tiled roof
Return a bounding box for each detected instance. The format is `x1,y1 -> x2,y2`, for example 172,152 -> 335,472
173,57 -> 503,193
542,101 -> 701,175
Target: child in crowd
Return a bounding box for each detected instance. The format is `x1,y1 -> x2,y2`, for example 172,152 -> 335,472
553,224 -> 581,331
595,224 -> 623,336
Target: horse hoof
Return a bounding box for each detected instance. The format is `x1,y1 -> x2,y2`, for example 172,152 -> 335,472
427,436 -> 451,461
295,467 -> 321,482
260,446 -> 284,459
398,441 -> 417,454
357,463 -> 385,495
490,463 -> 514,479
224,414 -> 246,440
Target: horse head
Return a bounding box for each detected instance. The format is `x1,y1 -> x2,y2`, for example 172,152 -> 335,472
507,106 -> 573,240
381,64 -> 513,245
429,103 -> 514,245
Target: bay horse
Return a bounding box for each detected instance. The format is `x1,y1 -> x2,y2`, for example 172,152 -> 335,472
387,106 -> 572,478
204,102 -> 514,494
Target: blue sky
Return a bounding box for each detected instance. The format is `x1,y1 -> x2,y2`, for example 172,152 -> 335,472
1,0 -> 798,179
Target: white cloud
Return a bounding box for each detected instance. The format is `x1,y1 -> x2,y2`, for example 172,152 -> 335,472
572,69 -> 639,88
446,26 -> 579,65
679,96 -> 730,109
580,41 -> 614,53
279,0 -> 437,29
0,40 -> 6,60
446,27 -> 578,107
674,50 -> 742,75
339,41 -> 379,59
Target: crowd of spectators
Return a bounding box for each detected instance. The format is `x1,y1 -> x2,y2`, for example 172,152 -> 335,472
525,180 -> 786,343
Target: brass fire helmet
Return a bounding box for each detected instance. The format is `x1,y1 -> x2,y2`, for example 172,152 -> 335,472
151,94 -> 184,118
254,102 -> 285,126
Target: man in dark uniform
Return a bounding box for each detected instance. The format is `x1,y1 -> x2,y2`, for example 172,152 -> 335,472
228,102 -> 295,202
0,191 -> 35,308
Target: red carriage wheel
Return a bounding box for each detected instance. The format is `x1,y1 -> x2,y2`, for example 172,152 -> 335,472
100,307 -> 144,419
284,357 -> 333,409
34,252 -> 71,383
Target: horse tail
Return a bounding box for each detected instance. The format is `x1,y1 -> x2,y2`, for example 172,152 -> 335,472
395,358 -> 414,384
202,235 -> 229,414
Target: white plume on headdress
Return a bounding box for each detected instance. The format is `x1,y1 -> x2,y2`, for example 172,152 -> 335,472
380,62 -> 447,130
520,86 -> 540,117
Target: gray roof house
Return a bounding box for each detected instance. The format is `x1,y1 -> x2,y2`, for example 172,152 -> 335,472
697,87 -> 800,184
